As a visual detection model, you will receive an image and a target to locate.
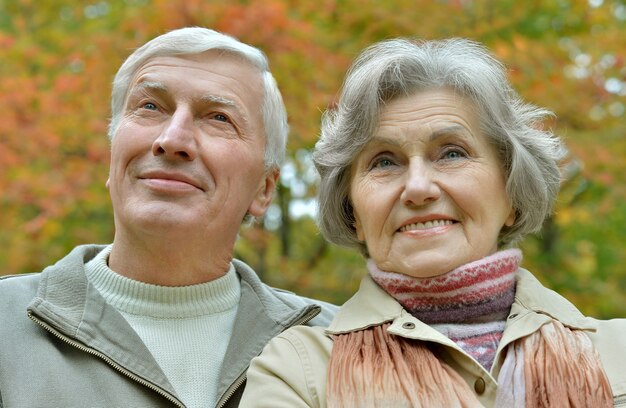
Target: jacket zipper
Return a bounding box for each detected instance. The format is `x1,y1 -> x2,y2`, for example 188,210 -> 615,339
215,306 -> 321,408
28,312 -> 185,408
615,394 -> 626,406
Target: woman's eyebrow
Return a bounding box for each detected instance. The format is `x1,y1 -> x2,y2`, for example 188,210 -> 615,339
371,124 -> 472,146
429,125 -> 472,142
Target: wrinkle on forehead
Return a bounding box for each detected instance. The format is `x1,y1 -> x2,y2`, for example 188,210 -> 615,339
375,90 -> 481,143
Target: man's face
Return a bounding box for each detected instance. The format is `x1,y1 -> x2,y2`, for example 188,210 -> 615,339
107,51 -> 276,241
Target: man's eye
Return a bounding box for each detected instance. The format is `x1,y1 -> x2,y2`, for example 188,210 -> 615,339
142,102 -> 158,110
212,113 -> 230,122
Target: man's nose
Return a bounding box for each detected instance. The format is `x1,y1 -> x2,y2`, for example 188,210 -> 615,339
400,161 -> 441,206
152,109 -> 197,160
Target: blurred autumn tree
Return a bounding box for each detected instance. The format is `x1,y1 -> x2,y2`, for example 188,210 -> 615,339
1,0 -> 624,317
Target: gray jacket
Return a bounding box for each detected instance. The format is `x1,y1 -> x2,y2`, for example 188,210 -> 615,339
0,244 -> 336,408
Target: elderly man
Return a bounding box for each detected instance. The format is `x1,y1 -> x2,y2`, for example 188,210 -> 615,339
0,27 -> 335,408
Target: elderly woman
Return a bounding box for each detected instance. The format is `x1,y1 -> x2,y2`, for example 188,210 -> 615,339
240,38 -> 626,407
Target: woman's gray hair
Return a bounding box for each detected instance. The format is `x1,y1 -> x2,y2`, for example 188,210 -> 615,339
108,27 -> 288,170
314,38 -> 566,255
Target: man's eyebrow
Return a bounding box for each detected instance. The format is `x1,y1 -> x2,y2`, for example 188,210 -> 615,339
201,94 -> 237,107
201,94 -> 249,124
134,81 -> 168,93
131,83 -> 237,108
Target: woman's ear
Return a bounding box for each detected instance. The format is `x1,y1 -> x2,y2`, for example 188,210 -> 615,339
354,216 -> 365,241
504,207 -> 516,227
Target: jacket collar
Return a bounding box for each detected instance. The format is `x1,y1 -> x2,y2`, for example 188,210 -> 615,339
215,259 -> 322,405
325,268 -> 596,336
28,244 -> 109,336
326,274 -> 403,335
27,245 -> 179,399
29,245 -> 320,336
27,244 -> 323,407
513,268 -> 596,331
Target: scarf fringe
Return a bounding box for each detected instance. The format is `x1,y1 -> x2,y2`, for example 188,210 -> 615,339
328,321 -> 613,407
521,320 -> 613,408
327,323 -> 483,408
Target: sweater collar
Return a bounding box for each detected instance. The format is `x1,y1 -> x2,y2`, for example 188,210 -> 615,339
85,245 -> 241,319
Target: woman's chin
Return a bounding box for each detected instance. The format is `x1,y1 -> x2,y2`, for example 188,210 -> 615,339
379,255 -> 468,279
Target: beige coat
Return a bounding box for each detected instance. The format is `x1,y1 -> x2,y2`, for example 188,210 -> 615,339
241,268 -> 626,407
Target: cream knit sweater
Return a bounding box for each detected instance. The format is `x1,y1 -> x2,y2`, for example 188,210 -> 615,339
85,245 -> 240,408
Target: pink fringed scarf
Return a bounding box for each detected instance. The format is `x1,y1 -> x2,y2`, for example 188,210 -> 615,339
369,249 -> 521,371
326,251 -> 613,407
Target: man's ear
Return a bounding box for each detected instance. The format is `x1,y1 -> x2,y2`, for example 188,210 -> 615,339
248,168 -> 279,217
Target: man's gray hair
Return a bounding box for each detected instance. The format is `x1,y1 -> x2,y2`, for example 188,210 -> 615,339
108,26 -> 288,170
314,38 -> 566,255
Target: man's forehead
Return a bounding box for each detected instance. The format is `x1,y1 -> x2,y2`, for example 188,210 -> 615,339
139,50 -> 260,73
130,75 -> 248,110
129,52 -> 263,91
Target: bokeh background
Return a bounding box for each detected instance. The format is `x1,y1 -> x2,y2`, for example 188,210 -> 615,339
1,0 -> 624,318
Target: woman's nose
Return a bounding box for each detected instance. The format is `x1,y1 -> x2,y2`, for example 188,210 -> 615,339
400,161 -> 441,206
152,109 -> 197,160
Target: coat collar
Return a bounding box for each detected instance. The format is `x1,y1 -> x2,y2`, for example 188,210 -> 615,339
326,274 -> 403,335
512,268 -> 597,331
325,267 -> 597,336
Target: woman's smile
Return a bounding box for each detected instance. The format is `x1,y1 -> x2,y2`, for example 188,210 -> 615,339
398,218 -> 456,232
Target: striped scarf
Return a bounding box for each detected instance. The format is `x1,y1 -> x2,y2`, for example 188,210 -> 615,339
369,248 -> 520,370
326,250 -> 613,407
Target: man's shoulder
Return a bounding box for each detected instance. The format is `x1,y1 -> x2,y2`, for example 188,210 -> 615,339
232,258 -> 338,327
0,244 -> 106,311
267,285 -> 338,327
0,273 -> 42,333
0,272 -> 41,298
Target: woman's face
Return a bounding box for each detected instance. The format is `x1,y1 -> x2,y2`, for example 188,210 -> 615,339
350,88 -> 515,278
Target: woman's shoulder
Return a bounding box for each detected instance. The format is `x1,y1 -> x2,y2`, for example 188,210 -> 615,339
275,325 -> 335,357
586,318 -> 626,400
585,317 -> 626,353
242,325 -> 333,407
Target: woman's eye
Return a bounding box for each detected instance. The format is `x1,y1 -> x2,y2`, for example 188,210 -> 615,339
370,156 -> 396,170
142,102 -> 158,110
441,147 -> 467,160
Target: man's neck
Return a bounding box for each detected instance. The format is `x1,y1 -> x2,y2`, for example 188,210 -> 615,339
108,231 -> 234,286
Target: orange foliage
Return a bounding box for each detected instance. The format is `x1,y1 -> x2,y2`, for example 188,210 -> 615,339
1,0 -> 624,317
